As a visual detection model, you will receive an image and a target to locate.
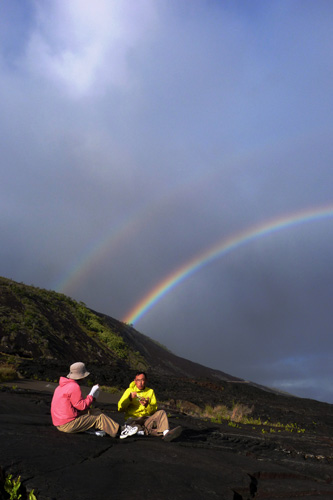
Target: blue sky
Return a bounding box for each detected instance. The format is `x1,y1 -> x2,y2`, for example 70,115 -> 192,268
1,0 -> 332,403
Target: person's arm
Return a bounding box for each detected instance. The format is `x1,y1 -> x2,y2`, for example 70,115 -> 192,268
118,388 -> 132,412
145,389 -> 157,415
70,383 -> 93,411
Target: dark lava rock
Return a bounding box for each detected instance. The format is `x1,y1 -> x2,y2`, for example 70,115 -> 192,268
1,383 -> 333,499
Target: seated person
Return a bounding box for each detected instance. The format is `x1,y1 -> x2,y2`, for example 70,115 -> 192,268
51,362 -> 137,439
118,371 -> 182,441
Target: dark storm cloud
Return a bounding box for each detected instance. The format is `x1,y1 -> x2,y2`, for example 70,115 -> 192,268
0,0 -> 332,403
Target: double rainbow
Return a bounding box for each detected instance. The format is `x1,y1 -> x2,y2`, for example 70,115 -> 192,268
123,204 -> 333,325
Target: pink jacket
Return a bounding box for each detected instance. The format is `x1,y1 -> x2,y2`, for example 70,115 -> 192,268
51,377 -> 93,426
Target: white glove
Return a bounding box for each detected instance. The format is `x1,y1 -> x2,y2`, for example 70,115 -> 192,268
89,384 -> 100,399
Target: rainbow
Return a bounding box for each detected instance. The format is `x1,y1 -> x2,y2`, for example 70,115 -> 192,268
53,215 -> 137,294
53,169 -> 210,295
52,151 -> 259,296
123,204 -> 333,325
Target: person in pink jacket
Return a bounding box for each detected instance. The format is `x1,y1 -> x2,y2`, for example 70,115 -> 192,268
51,362 -> 137,439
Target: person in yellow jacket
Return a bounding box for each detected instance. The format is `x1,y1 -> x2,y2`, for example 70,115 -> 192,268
118,371 -> 182,441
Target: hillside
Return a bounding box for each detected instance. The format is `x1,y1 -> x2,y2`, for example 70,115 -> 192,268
0,276 -> 241,385
2,276 -> 333,424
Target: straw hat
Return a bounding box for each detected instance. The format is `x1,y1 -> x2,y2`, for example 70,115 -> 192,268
67,362 -> 90,380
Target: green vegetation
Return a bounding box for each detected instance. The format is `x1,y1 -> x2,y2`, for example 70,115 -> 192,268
99,385 -> 121,394
0,364 -> 17,382
228,421 -> 241,428
0,277 -> 148,371
4,474 -> 37,500
182,401 -> 307,434
76,303 -> 128,359
202,403 -> 252,424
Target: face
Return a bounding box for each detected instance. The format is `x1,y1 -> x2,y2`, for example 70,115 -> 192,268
134,374 -> 146,390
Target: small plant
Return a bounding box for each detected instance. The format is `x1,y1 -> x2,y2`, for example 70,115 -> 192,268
284,423 -> 305,433
228,421 -> 241,428
3,474 -> 37,500
5,474 -> 21,499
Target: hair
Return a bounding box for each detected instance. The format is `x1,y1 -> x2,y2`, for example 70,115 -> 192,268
134,371 -> 147,379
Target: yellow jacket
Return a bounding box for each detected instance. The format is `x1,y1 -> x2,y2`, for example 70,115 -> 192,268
118,381 -> 158,419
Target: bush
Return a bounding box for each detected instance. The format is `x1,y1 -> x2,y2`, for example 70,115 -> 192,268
0,365 -> 17,382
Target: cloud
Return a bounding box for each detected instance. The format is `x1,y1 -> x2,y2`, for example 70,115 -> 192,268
24,0 -> 158,96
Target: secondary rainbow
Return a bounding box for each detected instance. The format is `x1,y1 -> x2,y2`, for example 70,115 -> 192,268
123,204 -> 333,325
53,169 -> 209,295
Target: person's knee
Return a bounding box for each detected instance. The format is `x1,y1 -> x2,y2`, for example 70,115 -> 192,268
155,409 -> 166,417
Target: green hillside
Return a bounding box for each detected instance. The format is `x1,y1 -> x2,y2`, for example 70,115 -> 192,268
0,275 -> 240,381
0,276 -> 147,380
2,277 -> 331,426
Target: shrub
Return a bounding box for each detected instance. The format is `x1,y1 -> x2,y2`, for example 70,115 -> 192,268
200,403 -> 254,423
231,403 -> 253,423
0,364 -> 17,382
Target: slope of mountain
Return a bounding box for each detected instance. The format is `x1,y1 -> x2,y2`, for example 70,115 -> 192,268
0,276 -> 241,383
1,276 -> 333,431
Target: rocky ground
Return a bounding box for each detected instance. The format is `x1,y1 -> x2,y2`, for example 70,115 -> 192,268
0,381 -> 333,500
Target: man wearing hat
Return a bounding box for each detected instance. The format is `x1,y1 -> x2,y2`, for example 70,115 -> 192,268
51,362 -> 137,438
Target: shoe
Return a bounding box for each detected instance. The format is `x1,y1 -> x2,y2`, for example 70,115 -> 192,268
85,429 -> 107,437
163,426 -> 182,442
95,430 -> 107,437
137,430 -> 145,436
120,425 -> 139,439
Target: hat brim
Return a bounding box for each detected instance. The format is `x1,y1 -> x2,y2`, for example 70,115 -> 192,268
67,371 -> 90,380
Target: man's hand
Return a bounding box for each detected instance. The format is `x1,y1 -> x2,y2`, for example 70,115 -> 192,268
139,397 -> 150,407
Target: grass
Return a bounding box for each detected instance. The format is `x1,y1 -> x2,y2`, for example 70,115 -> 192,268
0,364 -> 17,382
99,385 -> 121,394
202,403 -> 253,424
179,401 -> 306,434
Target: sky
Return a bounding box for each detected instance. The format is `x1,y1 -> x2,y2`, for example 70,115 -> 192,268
1,0 -> 333,404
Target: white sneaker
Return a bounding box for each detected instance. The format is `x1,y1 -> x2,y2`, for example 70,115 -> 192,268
163,426 -> 182,442
137,430 -> 145,436
120,425 -> 138,439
